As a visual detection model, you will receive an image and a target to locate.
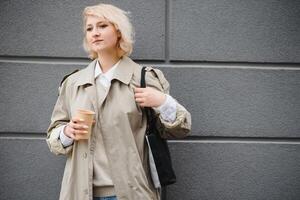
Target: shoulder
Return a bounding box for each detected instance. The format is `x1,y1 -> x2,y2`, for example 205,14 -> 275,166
60,60 -> 95,87
145,66 -> 170,92
145,66 -> 167,83
57,70 -> 79,96
58,61 -> 92,93
131,64 -> 170,92
60,69 -> 80,87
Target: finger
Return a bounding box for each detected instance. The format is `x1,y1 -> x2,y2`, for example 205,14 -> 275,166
134,87 -> 144,93
73,123 -> 89,130
134,93 -> 144,98
69,128 -> 82,141
74,129 -> 88,135
66,127 -> 76,139
72,117 -> 85,123
138,102 -> 146,107
67,121 -> 77,129
135,97 -> 144,103
68,131 -> 76,140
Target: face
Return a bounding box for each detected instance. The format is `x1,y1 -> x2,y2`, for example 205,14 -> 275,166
85,15 -> 121,54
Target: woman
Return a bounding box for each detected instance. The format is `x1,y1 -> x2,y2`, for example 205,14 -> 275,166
46,3 -> 191,200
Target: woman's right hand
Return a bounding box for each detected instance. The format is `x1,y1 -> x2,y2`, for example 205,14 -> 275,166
63,118 -> 89,141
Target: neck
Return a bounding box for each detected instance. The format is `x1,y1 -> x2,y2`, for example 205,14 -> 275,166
97,50 -> 120,73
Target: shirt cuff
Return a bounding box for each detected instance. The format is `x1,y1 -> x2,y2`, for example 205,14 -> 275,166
59,125 -> 74,147
156,94 -> 177,123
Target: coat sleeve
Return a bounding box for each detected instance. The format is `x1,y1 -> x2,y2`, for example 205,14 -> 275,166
145,67 -> 192,139
46,80 -> 73,155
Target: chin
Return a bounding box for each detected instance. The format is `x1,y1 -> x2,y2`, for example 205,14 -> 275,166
94,47 -> 118,54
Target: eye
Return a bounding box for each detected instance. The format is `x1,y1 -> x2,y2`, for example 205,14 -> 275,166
99,24 -> 108,28
86,27 -> 92,32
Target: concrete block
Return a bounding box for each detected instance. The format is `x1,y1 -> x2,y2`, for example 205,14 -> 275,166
0,0 -> 165,59
170,0 -> 300,62
167,141 -> 300,200
0,138 -> 66,200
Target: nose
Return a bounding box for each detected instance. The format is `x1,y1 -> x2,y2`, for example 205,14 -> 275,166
92,28 -> 101,37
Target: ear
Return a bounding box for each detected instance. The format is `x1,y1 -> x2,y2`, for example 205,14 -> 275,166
117,29 -> 121,38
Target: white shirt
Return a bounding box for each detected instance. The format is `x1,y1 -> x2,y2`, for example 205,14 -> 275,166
59,60 -> 177,147
94,59 -> 119,88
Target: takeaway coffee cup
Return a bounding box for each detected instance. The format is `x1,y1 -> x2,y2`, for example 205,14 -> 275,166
74,109 -> 95,140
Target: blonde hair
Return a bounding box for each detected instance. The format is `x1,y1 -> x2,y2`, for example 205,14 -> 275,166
82,4 -> 135,59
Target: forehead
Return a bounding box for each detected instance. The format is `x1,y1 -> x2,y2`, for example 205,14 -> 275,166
85,15 -> 109,26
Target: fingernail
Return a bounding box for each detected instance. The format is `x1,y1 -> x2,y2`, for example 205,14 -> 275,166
83,125 -> 89,129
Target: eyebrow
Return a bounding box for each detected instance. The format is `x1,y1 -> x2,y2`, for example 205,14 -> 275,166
86,21 -> 107,27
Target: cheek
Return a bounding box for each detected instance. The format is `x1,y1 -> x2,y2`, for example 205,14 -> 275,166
86,36 -> 96,49
109,35 -> 118,44
86,33 -> 92,42
110,35 -> 119,46
104,30 -> 119,44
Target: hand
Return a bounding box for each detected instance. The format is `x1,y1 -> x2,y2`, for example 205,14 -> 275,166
134,87 -> 166,107
64,117 -> 90,141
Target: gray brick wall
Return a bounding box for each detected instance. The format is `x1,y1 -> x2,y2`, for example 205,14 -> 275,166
1,1 -> 300,200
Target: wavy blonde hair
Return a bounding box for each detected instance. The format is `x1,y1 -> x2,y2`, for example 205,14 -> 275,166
82,4 -> 135,59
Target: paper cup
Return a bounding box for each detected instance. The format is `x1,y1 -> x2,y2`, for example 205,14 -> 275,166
74,109 -> 95,140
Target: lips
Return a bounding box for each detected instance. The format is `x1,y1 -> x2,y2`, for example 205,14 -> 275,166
93,40 -> 103,43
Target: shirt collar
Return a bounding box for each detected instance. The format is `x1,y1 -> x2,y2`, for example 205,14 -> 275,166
75,56 -> 137,87
94,59 -> 121,81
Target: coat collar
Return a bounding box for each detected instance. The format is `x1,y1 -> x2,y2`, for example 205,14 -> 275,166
75,56 -> 136,87
75,59 -> 97,87
111,55 -> 136,85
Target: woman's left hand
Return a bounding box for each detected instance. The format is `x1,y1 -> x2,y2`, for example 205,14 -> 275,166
134,87 -> 166,107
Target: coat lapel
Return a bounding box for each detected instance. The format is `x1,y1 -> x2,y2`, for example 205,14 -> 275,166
96,56 -> 138,108
75,60 -> 99,119
73,56 -> 138,119
111,56 -> 136,85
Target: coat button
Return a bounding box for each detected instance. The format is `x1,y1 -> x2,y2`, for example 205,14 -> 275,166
83,152 -> 87,159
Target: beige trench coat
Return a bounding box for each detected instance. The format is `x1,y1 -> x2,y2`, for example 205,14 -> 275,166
46,56 -> 191,200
